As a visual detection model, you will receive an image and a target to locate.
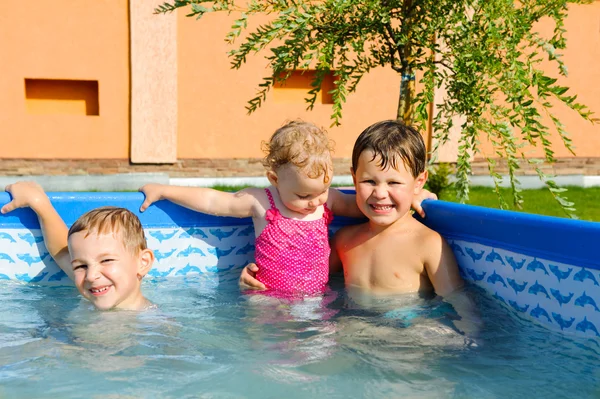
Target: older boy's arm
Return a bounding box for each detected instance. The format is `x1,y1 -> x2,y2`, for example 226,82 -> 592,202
140,184 -> 258,218
327,188 -> 364,218
425,236 -> 463,296
328,188 -> 436,218
412,189 -> 437,219
426,235 -> 481,337
2,182 -> 73,280
238,263 -> 266,290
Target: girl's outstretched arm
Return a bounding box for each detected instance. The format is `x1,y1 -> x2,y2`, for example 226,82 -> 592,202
140,184 -> 260,218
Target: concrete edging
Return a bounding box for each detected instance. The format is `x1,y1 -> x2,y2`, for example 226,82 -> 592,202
1,174 -> 600,191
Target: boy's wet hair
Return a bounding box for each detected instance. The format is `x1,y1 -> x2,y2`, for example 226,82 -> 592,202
68,207 -> 148,254
352,120 -> 426,178
262,120 -> 334,183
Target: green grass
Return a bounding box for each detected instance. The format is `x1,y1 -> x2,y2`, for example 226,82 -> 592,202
438,186 -> 600,222
211,184 -> 600,222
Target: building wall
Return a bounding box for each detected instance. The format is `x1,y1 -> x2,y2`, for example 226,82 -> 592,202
0,1 -> 598,165
176,12 -> 400,162
474,2 -> 600,159
0,0 -> 130,159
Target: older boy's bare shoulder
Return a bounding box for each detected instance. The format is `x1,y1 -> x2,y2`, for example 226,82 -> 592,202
410,218 -> 447,251
333,222 -> 368,243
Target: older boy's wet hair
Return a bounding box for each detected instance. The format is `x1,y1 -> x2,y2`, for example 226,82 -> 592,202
262,120 -> 334,183
68,207 -> 148,254
352,120 -> 426,178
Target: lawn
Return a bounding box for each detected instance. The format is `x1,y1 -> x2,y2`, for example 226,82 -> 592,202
212,185 -> 600,222
440,186 -> 600,222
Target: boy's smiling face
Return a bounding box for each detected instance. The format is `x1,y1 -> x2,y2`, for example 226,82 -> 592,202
352,150 -> 427,227
68,229 -> 153,311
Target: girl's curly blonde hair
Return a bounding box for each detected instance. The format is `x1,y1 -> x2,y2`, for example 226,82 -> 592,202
262,120 -> 335,183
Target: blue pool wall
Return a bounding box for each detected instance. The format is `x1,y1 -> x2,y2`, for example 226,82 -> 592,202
1,191 -> 600,339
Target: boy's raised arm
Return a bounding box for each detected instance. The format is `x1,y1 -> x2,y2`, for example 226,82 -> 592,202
139,184 -> 259,218
2,182 -> 73,280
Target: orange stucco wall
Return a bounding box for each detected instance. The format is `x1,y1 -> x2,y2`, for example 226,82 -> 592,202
176,11 -> 400,161
0,1 -> 129,159
0,2 -> 598,163
475,2 -> 600,159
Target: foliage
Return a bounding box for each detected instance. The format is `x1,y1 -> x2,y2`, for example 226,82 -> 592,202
425,162 -> 454,197
156,0 -> 597,217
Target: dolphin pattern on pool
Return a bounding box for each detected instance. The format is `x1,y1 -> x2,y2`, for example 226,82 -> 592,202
528,281 -> 550,299
552,312 -> 575,330
530,304 -> 552,322
485,249 -> 505,265
465,247 -> 484,262
550,289 -> 574,306
18,233 -> 44,246
465,268 -> 486,281
549,265 -> 573,282
576,317 -> 600,336
487,271 -> 507,287
209,228 -> 238,241
573,269 -> 599,286
506,257 -> 526,272
526,259 -> 549,275
574,292 -> 600,312
507,278 -> 528,294
0,232 -> 16,243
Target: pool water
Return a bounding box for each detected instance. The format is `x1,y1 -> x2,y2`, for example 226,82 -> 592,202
1,276 -> 599,399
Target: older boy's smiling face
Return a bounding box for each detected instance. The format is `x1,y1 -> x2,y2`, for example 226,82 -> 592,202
352,150 -> 426,227
68,230 -> 149,311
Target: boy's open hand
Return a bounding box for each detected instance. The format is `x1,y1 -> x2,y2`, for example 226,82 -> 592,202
239,263 -> 266,290
139,184 -> 165,212
412,189 -> 437,218
2,181 -> 50,214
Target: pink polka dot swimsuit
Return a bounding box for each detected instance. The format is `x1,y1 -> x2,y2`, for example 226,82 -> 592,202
254,188 -> 333,295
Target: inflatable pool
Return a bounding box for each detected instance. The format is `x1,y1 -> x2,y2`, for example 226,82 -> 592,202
1,191 -> 599,339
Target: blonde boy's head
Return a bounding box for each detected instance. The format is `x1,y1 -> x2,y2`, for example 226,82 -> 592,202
352,120 -> 426,177
262,120 -> 334,183
68,206 -> 147,254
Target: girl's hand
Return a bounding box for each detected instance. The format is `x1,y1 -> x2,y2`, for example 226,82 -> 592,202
139,184 -> 166,212
412,189 -> 437,218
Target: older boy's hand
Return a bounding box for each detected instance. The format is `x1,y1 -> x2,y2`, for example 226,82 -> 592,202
139,184 -> 165,212
239,263 -> 266,290
2,181 -> 50,214
412,189 -> 437,218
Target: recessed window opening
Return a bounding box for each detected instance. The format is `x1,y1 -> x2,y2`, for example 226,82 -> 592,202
25,79 -> 99,115
273,70 -> 335,105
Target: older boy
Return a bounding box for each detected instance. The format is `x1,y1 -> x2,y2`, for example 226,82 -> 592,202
1,182 -> 155,311
329,120 -> 463,297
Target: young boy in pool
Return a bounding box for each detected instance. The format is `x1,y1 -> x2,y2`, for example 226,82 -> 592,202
140,120 -> 435,296
2,181 -> 155,311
